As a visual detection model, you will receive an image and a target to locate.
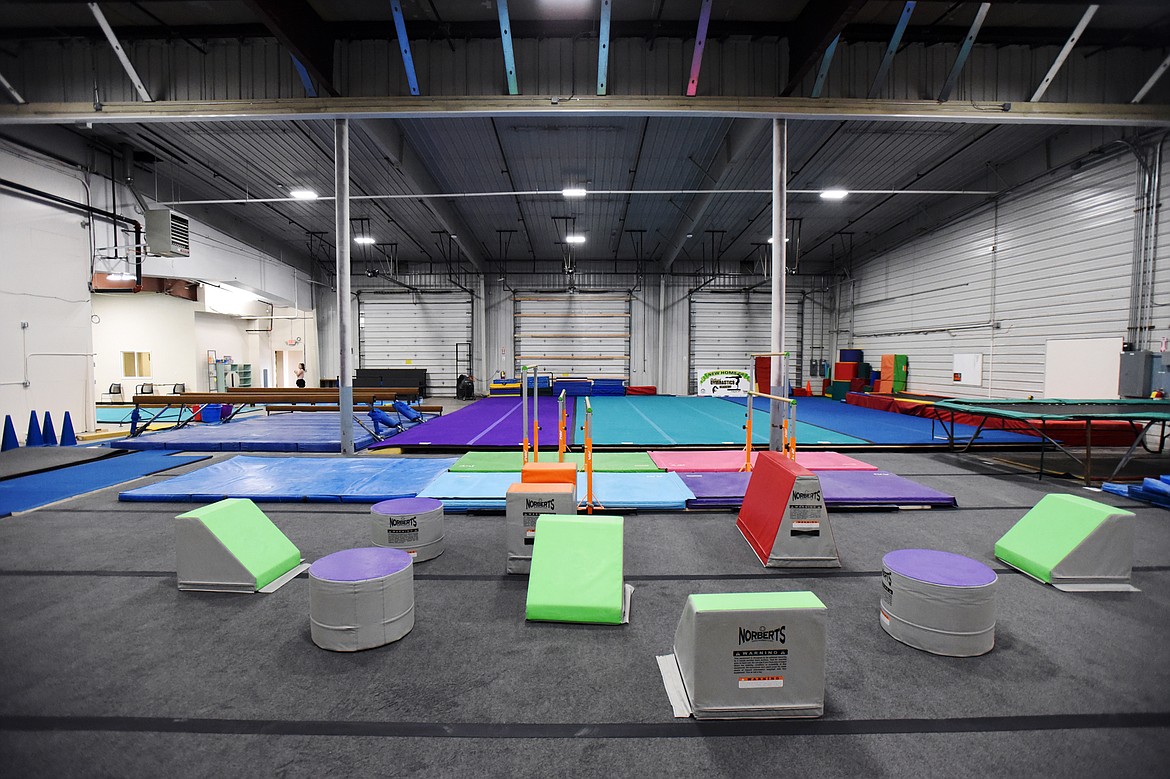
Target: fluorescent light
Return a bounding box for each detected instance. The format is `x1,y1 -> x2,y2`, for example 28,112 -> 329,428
106,272 -> 135,281
766,237 -> 790,244
562,187 -> 587,198
290,189 -> 318,200
565,234 -> 586,244
820,189 -> 849,200
354,236 -> 376,245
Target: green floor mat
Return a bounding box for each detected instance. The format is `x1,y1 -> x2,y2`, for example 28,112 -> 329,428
525,514 -> 625,624
451,451 -> 661,472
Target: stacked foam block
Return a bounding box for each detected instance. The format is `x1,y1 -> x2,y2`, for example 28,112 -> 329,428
875,354 -> 909,394
830,349 -> 863,400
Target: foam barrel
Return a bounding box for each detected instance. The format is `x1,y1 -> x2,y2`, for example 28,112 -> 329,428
369,497 -> 445,561
309,547 -> 415,652
880,549 -> 996,657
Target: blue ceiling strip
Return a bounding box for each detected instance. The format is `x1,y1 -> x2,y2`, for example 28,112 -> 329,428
497,0 -> 519,95
810,34 -> 839,98
290,55 -> 317,97
867,1 -> 915,99
685,0 -> 713,97
597,0 -> 612,95
939,3 -> 990,102
390,0 -> 420,96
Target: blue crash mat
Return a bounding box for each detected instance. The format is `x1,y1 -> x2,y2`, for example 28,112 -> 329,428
417,470 -> 695,512
119,455 -> 457,503
0,451 -> 210,517
111,412 -> 377,453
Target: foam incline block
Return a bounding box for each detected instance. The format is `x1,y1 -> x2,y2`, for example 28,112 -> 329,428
994,494 -> 1136,591
176,498 -> 307,593
525,514 -> 627,624
522,461 -> 577,485
737,452 -> 840,568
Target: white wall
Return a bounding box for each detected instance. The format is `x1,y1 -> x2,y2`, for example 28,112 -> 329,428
92,293 -> 198,394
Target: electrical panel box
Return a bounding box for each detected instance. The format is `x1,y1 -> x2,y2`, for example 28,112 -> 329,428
145,208 -> 191,257
1118,350 -> 1153,398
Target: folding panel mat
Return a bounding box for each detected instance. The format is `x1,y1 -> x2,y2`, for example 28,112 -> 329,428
525,514 -> 627,624
681,469 -> 955,510
736,452 -> 840,567
451,451 -> 661,473
660,591 -> 827,719
375,396 -> 573,449
419,470 -> 695,512
0,445 -> 119,480
120,455 -> 457,503
112,413 -> 377,453
176,498 -> 306,593
648,449 -> 878,472
0,451 -> 210,517
994,494 -> 1137,591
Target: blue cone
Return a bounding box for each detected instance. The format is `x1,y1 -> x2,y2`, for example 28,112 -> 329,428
26,410 -> 43,447
60,411 -> 77,446
1,415 -> 18,451
41,411 -> 57,446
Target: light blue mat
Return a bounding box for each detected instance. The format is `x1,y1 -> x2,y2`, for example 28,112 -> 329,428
417,470 -> 695,512
119,455 -> 457,503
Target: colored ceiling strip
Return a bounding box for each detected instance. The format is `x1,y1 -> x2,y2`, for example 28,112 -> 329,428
87,2 -> 153,102
497,0 -> 519,96
291,55 -> 317,98
1131,52 -> 1170,104
1030,4 -> 1099,102
389,0 -> 421,96
867,1 -> 916,99
685,0 -> 713,97
938,3 -> 990,103
597,0 -> 612,96
810,34 -> 840,98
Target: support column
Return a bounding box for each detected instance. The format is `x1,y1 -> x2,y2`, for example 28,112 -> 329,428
769,118 -> 788,452
335,118 -> 354,454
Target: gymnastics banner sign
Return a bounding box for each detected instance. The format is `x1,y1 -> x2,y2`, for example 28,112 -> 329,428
698,369 -> 751,397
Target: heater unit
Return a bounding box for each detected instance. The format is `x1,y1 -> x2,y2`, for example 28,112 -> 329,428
145,208 -> 191,257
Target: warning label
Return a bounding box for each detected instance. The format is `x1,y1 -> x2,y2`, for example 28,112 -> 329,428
738,676 -> 784,689
786,502 -> 822,521
386,528 -> 419,542
732,648 -> 788,676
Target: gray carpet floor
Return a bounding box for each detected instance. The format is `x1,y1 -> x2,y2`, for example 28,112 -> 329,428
1,450 -> 1168,777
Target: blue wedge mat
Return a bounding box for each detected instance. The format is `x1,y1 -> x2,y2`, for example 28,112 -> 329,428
417,470 -> 695,512
0,451 -> 210,517
111,412 -> 377,453
119,455 -> 457,503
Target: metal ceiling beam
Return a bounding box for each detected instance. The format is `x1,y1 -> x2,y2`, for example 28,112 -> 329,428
1132,52 -> 1170,103
597,0 -> 612,96
810,35 -> 840,99
241,0 -> 338,97
1031,5 -> 1099,102
497,0 -> 519,96
867,2 -> 916,100
88,3 -> 153,102
685,0 -> 713,97
660,118 -> 768,271
389,0 -> 421,96
782,0 -> 867,96
290,56 -> 317,98
938,3 -> 991,103
0,70 -> 25,104
356,120 -> 484,272
6,96 -> 1168,127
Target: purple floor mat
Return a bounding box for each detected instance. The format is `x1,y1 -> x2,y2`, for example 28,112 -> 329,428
680,469 -> 956,509
372,396 -> 574,449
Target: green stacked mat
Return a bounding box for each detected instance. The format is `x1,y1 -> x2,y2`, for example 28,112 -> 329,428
525,514 -> 625,624
451,451 -> 661,473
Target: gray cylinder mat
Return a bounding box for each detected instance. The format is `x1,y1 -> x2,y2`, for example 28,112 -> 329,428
880,548 -> 997,657
309,547 -> 415,652
370,497 -> 445,561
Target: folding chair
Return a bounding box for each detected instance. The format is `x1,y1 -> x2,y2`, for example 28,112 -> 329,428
101,383 -> 123,402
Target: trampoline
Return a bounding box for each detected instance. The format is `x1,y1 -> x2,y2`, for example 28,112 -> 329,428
376,396 -> 573,451
110,412 -> 378,453
934,398 -> 1170,485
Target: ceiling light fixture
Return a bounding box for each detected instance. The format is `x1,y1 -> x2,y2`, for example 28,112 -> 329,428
820,189 -> 849,201
106,272 -> 135,281
354,236 -> 376,245
290,189 -> 319,200
561,187 -> 587,198
565,234 -> 586,244
766,237 -> 790,244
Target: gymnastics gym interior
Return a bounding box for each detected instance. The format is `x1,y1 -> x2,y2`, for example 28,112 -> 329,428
3,1 -> 1170,775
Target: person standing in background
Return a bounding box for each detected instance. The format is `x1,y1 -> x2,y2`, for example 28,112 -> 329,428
294,363 -> 306,388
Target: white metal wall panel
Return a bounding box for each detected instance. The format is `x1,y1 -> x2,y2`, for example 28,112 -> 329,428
514,294 -> 630,378
845,154 -> 1137,399
359,294 -> 472,396
689,291 -> 804,393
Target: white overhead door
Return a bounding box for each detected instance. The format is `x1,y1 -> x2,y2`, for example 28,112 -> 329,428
514,294 -> 630,378
359,294 -> 472,396
689,291 -> 801,393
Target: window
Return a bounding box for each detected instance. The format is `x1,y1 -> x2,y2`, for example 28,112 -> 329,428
121,351 -> 152,378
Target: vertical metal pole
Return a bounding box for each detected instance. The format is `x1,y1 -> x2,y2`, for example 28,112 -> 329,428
769,119 -> 788,452
521,365 -> 530,463
533,367 -> 540,461
335,119 -> 354,455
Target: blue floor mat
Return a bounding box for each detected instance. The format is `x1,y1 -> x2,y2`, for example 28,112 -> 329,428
417,470 -> 695,512
0,451 -> 210,517
119,455 -> 457,503
727,396 -> 1039,446
110,413 -> 378,453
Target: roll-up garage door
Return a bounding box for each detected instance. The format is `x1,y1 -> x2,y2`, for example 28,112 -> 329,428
514,294 -> 630,378
689,292 -> 800,393
359,294 -> 471,396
